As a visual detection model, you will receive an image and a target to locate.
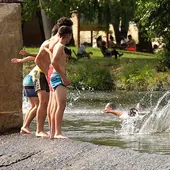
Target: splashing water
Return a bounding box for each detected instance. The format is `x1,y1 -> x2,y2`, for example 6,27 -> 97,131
67,88 -> 82,107
139,88 -> 154,109
119,91 -> 170,135
152,91 -> 170,112
119,117 -> 139,135
139,91 -> 170,134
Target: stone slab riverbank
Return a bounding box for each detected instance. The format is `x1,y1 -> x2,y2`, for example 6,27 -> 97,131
0,133 -> 170,170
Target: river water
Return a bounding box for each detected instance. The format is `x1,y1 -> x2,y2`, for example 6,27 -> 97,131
23,90 -> 170,155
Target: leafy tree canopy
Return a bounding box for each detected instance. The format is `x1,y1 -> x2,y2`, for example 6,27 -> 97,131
135,0 -> 170,44
22,0 -> 135,27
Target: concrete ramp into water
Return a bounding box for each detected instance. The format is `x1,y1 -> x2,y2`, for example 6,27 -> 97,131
1,133 -> 170,170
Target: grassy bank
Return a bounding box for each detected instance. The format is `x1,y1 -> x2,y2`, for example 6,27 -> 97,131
23,47 -> 170,91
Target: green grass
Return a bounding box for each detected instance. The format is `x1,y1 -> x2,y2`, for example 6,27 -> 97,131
24,46 -> 158,60
69,46 -> 158,67
23,47 -> 170,91
24,47 -> 39,54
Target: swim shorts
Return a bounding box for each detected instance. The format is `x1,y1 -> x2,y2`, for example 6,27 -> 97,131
32,70 -> 49,93
50,72 -> 65,90
23,86 -> 38,97
23,75 -> 37,97
23,75 -> 34,86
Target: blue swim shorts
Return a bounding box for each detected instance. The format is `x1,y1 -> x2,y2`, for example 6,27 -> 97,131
23,75 -> 37,97
50,72 -> 65,90
23,86 -> 38,97
23,75 -> 34,86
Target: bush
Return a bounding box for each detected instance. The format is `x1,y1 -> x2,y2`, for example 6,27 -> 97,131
117,63 -> 170,91
68,61 -> 114,90
159,48 -> 170,69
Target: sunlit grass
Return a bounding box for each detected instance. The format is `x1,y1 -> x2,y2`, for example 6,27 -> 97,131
24,46 -> 159,75
24,46 -> 158,59
23,46 -> 165,91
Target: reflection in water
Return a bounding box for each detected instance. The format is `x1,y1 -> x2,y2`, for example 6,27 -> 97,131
23,90 -> 170,155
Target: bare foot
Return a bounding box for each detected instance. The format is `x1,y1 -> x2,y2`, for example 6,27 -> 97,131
54,135 -> 68,139
20,127 -> 31,134
35,131 -> 49,138
49,133 -> 55,139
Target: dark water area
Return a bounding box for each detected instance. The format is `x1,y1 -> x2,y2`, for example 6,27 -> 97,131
25,90 -> 170,155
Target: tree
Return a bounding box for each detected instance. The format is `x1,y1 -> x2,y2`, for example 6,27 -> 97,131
108,0 -> 136,44
135,0 -> 170,66
39,0 -> 54,39
21,0 -> 39,22
22,0 -> 136,42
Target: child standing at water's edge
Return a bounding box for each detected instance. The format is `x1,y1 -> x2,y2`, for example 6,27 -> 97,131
45,26 -> 73,139
11,55 -> 39,134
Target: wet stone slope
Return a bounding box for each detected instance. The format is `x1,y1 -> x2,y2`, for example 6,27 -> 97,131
0,133 -> 170,170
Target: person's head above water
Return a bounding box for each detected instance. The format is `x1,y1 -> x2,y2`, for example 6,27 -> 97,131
128,108 -> 138,117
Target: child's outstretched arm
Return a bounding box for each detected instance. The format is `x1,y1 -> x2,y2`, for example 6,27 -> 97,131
104,103 -> 122,116
104,109 -> 122,116
19,49 -> 37,57
11,56 -> 35,64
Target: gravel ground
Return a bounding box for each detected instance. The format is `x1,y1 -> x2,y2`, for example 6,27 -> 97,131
0,133 -> 170,170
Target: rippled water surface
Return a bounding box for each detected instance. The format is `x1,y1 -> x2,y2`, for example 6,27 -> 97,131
25,90 -> 170,155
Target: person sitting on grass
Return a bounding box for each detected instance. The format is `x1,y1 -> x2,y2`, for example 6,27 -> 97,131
108,35 -> 117,49
125,35 -> 136,51
77,42 -> 93,59
100,41 -> 123,59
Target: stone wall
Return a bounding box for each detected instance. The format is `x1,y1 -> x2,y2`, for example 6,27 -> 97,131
0,3 -> 23,133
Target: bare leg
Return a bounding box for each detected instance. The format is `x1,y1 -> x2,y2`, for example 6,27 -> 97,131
54,86 -> 68,139
47,91 -> 52,131
21,97 -> 38,134
49,92 -> 57,139
36,90 -> 49,137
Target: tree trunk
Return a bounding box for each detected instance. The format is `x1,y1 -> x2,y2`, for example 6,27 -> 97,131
138,25 -> 153,53
121,19 -> 129,38
36,9 -> 45,41
112,19 -> 129,45
112,22 -> 120,44
39,0 -> 53,39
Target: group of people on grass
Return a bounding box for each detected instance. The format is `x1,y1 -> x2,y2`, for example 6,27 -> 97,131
120,35 -> 136,51
96,34 -> 136,59
75,32 -> 136,60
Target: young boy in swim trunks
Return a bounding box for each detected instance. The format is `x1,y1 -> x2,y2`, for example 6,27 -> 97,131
49,26 -> 72,139
11,56 -> 39,134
